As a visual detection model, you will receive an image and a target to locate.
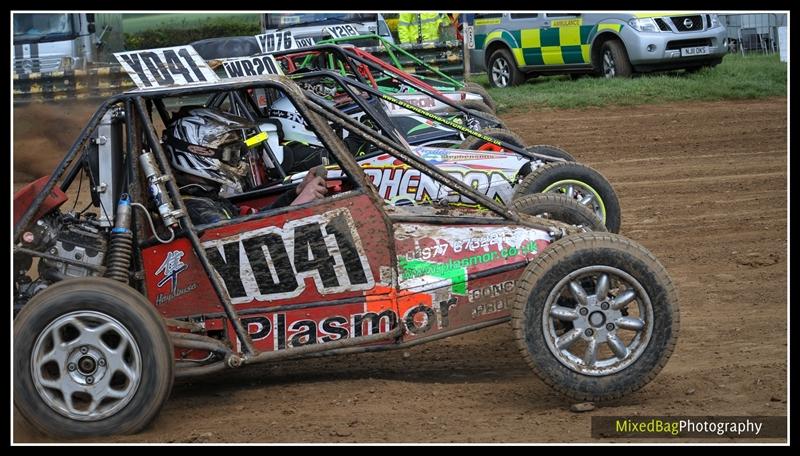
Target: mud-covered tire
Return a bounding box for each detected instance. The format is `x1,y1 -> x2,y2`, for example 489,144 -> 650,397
511,194 -> 606,232
456,127 -> 527,151
457,99 -> 495,115
511,232 -> 679,401
463,81 -> 498,112
512,162 -> 621,233
14,278 -> 174,437
526,145 -> 576,162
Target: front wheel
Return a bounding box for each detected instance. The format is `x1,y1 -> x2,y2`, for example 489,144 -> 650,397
512,232 -> 679,401
14,277 -> 174,437
511,193 -> 606,232
599,40 -> 632,78
513,162 -> 621,233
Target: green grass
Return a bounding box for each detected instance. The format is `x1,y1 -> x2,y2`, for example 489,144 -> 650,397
469,54 -> 786,111
122,13 -> 260,34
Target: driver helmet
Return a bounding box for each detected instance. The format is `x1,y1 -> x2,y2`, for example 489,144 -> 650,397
268,95 -> 324,146
164,108 -> 266,197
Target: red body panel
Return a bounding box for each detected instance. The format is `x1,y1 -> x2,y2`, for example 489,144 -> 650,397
13,176 -> 68,227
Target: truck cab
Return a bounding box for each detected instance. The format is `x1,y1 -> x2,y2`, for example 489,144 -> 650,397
13,13 -> 98,74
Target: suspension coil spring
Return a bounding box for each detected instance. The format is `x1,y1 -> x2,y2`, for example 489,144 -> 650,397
104,231 -> 133,283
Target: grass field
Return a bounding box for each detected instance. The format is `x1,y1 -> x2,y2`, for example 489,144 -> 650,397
469,54 -> 787,111
122,13 -> 260,34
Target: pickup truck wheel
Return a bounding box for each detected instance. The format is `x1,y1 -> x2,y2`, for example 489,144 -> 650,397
14,277 -> 174,437
513,162 -> 621,233
488,48 -> 525,88
457,127 -> 527,151
510,193 -> 606,232
600,40 -> 632,78
511,232 -> 679,401
462,81 -> 498,112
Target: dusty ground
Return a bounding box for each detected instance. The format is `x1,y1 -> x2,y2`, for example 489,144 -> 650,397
12,97 -> 788,443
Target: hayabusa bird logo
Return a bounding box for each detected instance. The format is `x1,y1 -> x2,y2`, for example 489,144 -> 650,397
156,250 -> 188,293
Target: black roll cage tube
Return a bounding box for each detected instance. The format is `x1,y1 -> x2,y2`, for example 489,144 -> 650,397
271,44 -> 566,163
13,76 -> 564,362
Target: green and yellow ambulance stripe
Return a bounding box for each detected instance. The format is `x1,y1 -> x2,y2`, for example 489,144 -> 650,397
476,18 -> 624,67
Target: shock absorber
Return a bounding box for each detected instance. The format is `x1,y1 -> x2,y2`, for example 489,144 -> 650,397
105,194 -> 134,283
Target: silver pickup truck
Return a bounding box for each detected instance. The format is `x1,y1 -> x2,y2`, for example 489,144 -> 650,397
470,12 -> 728,87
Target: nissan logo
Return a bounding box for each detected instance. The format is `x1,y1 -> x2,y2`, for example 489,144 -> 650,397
683,18 -> 694,29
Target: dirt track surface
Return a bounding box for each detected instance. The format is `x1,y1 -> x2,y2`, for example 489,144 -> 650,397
13,98 -> 787,443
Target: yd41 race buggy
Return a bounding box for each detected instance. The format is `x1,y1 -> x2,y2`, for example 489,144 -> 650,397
13,69 -> 677,437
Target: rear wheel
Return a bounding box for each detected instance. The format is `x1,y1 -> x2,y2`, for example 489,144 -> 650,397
513,161 -> 621,233
511,232 -> 679,401
511,193 -> 606,232
14,277 -> 174,437
456,127 -> 527,151
488,48 -> 525,88
463,81 -> 498,112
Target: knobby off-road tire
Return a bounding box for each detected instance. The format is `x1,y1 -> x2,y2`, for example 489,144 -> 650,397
457,98 -> 496,115
512,232 -> 679,401
511,193 -> 606,232
513,161 -> 621,233
463,81 -> 498,112
14,277 -> 174,437
456,127 -> 527,151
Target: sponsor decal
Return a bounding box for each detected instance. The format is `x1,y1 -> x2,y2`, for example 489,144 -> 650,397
398,244 -> 532,294
362,167 -> 514,205
156,250 -> 187,292
203,208 -> 374,303
114,45 -> 218,89
469,280 -> 515,318
380,95 -> 500,146
269,108 -> 308,127
240,296 -> 459,350
155,250 -> 198,305
222,54 -> 283,78
395,224 -> 550,295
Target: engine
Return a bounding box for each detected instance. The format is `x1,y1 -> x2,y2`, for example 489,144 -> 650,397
14,211 -> 108,313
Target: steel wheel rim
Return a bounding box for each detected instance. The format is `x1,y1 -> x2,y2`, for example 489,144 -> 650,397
31,310 -> 143,421
542,179 -> 607,224
541,265 -> 653,376
603,50 -> 616,78
492,58 -> 510,87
